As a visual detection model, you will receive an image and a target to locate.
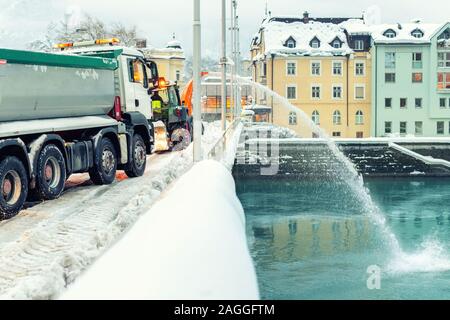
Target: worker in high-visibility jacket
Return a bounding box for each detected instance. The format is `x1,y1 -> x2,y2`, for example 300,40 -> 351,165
151,91 -> 163,114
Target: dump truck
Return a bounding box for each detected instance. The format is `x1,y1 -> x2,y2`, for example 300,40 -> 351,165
0,38 -> 192,219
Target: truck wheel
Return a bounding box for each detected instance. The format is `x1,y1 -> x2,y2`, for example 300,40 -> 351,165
171,128 -> 191,151
125,134 -> 147,178
0,156 -> 28,220
89,137 -> 117,185
35,144 -> 67,200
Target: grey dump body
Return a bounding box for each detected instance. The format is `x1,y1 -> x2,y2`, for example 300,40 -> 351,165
0,49 -> 117,123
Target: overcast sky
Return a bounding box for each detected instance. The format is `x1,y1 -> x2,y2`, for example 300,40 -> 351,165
0,0 -> 449,58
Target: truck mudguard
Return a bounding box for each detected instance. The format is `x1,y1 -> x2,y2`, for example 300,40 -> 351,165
28,134 -> 69,178
122,112 -> 152,153
0,138 -> 31,178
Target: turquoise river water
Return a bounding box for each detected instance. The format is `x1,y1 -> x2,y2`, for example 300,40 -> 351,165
236,177 -> 450,299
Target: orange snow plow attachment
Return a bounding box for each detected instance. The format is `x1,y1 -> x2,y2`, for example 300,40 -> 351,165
180,71 -> 208,115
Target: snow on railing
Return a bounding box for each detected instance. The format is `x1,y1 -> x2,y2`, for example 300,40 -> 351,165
207,118 -> 243,169
388,142 -> 450,169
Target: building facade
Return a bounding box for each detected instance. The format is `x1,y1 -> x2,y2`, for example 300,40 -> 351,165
141,37 -> 186,89
250,13 -> 372,138
371,22 -> 450,137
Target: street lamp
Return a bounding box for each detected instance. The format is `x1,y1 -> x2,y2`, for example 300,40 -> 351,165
220,0 -> 227,131
193,0 -> 202,162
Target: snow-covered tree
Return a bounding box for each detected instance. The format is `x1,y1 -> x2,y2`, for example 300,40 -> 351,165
28,13 -> 139,51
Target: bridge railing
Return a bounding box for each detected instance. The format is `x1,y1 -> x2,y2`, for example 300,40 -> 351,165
207,118 -> 242,167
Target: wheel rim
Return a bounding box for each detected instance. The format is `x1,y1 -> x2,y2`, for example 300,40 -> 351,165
102,148 -> 115,174
2,170 -> 21,205
171,128 -> 191,151
134,141 -> 146,169
44,156 -> 61,189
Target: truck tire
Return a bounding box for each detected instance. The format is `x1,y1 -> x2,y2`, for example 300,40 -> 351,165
125,134 -> 147,178
89,137 -> 117,185
171,127 -> 191,151
34,144 -> 67,200
0,156 -> 28,220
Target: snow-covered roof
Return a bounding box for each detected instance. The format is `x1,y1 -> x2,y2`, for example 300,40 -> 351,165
142,46 -> 185,60
370,22 -> 444,44
258,18 -> 354,57
166,39 -> 182,49
339,19 -> 372,35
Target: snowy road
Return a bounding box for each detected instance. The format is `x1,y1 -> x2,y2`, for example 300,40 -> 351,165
0,121 -> 226,299
0,151 -> 190,299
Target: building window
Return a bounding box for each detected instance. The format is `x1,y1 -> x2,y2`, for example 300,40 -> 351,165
415,121 -> 423,135
311,62 -> 321,75
400,121 -> 407,135
438,52 -> 450,68
354,40 -> 364,51
385,98 -> 392,108
311,39 -> 320,48
287,62 -> 296,75
448,121 -> 450,134
412,52 -> 422,69
400,98 -> 407,108
355,62 -> 365,76
415,98 -> 422,108
312,86 -> 321,99
355,110 -> 364,125
312,110 -> 320,125
385,52 -> 396,68
385,121 -> 392,134
411,29 -> 424,38
333,110 -> 341,125
332,40 -> 341,48
412,72 -> 423,83
332,132 -> 341,137
355,85 -> 365,100
437,121 -> 445,135
437,72 -> 450,90
262,62 -> 267,76
176,70 -> 181,81
332,61 -> 342,75
287,86 -> 297,100
356,131 -> 363,138
288,112 -> 297,125
332,85 -> 342,99
286,38 -> 296,48
440,98 -> 446,108
383,29 -> 397,38
385,73 -> 396,83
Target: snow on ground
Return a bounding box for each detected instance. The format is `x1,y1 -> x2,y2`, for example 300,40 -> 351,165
0,121 -> 236,299
60,160 -> 258,300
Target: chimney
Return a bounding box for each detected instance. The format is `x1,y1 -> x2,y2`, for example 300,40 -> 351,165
303,11 -> 310,23
135,38 -> 147,49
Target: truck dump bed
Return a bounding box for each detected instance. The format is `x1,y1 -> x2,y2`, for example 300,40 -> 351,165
0,48 -> 118,122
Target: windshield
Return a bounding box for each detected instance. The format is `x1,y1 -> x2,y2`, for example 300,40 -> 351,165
158,86 -> 179,108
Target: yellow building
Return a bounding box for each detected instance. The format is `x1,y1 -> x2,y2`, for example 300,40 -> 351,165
142,37 -> 186,89
250,13 -> 372,138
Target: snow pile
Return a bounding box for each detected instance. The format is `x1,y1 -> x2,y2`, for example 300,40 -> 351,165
260,20 -> 353,57
60,160 -> 259,300
245,123 -> 298,139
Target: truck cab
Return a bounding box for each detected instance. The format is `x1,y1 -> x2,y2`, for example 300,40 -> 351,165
67,44 -> 154,122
